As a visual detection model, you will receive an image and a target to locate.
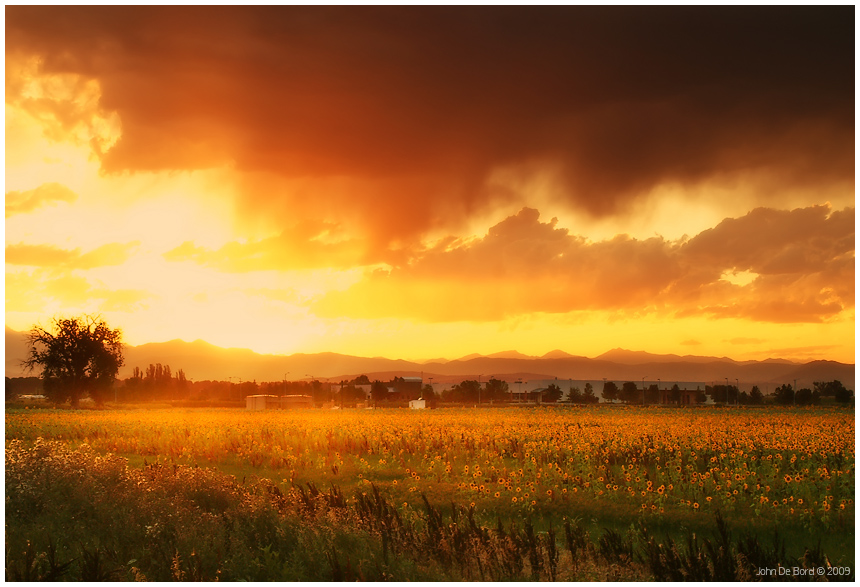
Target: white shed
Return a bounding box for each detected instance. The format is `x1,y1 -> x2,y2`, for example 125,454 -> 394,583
246,395 -> 276,410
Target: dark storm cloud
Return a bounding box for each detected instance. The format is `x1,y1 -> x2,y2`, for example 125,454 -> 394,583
6,6 -> 854,244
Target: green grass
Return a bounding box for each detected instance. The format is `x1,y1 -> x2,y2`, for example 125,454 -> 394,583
6,405 -> 854,580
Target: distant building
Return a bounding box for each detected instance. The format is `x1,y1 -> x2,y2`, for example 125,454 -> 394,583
384,376 -> 423,401
246,394 -> 313,410
658,388 -> 700,405
409,399 -> 426,409
355,384 -> 372,401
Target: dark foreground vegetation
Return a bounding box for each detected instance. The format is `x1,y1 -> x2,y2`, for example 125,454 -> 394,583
6,439 -> 853,581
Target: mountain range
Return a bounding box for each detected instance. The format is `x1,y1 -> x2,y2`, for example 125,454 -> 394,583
5,327 -> 854,389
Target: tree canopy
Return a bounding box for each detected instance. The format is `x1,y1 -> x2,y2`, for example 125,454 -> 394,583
602,381 -> 619,402
370,380 -> 389,402
23,315 -> 124,407
543,383 -> 563,403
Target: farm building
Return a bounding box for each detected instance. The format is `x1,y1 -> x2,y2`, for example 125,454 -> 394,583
658,388 -> 701,405
387,376 -> 423,401
246,394 -> 313,410
355,384 -> 372,400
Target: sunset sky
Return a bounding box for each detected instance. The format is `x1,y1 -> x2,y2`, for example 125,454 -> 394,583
5,7 -> 855,363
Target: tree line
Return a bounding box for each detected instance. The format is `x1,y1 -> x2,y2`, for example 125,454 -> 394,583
11,315 -> 855,407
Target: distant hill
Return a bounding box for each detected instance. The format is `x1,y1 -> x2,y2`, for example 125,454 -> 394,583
596,348 -> 747,365
454,353 -> 483,361
5,327 -> 854,391
484,350 -> 536,360
541,349 -> 579,359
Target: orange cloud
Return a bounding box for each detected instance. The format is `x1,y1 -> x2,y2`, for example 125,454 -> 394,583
163,221 -> 379,271
5,183 -> 78,217
6,241 -> 140,269
313,206 -> 853,323
5,53 -> 120,153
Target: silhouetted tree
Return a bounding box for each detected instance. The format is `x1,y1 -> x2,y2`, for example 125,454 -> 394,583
834,384 -> 853,404
543,383 -> 563,403
773,384 -> 794,405
669,383 -> 681,404
621,382 -> 639,404
484,378 -> 509,402
568,386 -> 582,404
438,380 -> 483,403
602,381 -> 619,403
646,384 -> 659,404
707,385 -> 730,403
175,369 -> 188,394
748,385 -> 763,404
370,380 -> 388,403
336,383 -> 364,405
6,377 -> 43,401
795,387 -> 817,406
23,315 -> 124,407
582,383 -> 598,404
815,380 -> 852,403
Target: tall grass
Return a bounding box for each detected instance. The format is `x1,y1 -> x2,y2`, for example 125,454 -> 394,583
6,439 -> 853,581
